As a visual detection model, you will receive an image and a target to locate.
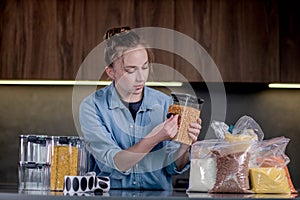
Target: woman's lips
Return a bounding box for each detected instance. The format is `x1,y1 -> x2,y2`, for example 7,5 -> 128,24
135,84 -> 144,90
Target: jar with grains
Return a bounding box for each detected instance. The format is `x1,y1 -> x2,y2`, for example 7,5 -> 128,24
167,92 -> 204,145
49,136 -> 88,191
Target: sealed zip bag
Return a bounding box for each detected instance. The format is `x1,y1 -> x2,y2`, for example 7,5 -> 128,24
249,136 -> 297,194
209,140 -> 254,193
211,115 -> 264,142
187,140 -> 219,192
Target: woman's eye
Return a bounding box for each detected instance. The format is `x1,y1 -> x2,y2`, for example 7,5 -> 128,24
124,66 -> 136,73
142,64 -> 149,70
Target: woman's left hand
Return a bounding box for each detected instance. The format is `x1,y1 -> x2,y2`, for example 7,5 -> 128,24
175,118 -> 202,170
188,118 -> 202,143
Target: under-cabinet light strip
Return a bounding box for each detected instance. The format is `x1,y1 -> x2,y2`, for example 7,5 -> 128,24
0,80 -> 183,87
268,83 -> 300,89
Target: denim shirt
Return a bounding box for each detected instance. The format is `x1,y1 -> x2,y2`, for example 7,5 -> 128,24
79,83 -> 189,190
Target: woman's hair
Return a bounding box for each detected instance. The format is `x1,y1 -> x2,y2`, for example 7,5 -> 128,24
103,26 -> 154,67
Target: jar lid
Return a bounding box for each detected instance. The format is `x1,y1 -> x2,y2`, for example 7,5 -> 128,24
51,136 -> 84,144
171,92 -> 204,105
20,135 -> 50,145
19,161 -> 50,168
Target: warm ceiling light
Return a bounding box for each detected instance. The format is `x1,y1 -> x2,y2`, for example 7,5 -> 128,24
0,80 -> 183,87
268,83 -> 300,89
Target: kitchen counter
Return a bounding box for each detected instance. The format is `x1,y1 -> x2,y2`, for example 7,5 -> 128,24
0,186 -> 299,200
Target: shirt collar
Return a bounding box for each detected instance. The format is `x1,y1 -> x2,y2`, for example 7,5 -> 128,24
108,83 -> 126,109
107,82 -> 155,111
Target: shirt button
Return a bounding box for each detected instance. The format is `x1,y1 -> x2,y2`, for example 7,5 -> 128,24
130,125 -> 134,128
133,181 -> 136,185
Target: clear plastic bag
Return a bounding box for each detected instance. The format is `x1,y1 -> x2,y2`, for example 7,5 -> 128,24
187,140 -> 219,192
249,167 -> 290,194
232,115 -> 264,141
210,121 -> 228,139
208,141 -> 254,193
249,136 -> 297,194
211,115 -> 264,142
250,136 -> 290,168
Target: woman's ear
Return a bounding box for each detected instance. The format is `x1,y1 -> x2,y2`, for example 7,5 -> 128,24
105,66 -> 115,80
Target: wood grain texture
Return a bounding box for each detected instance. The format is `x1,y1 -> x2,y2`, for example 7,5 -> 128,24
0,0 -> 175,80
134,0 -> 175,81
175,0 -> 280,82
0,0 -> 297,83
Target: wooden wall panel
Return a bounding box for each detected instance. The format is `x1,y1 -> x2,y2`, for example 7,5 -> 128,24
175,0 -> 280,82
0,0 -> 175,80
174,0 -> 209,82
0,0 -> 59,79
134,0 -> 175,81
1,0 -> 298,83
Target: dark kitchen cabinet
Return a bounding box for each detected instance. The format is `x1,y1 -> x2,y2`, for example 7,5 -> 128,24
0,0 -> 298,83
0,0 -> 175,81
175,0 -> 280,82
279,0 -> 300,83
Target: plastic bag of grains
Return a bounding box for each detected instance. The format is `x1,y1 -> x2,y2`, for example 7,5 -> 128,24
209,141 -> 254,194
187,140 -> 220,192
249,137 -> 297,194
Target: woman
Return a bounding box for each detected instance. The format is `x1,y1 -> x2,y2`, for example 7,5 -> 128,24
79,27 -> 202,190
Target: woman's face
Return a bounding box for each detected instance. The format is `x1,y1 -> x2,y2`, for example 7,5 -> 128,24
106,46 -> 149,102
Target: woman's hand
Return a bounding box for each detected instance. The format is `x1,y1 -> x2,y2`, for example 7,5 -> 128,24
188,117 -> 202,144
146,114 -> 179,143
114,114 -> 179,172
175,117 -> 202,170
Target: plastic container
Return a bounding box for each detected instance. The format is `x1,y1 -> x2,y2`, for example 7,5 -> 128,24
18,162 -> 50,190
19,135 -> 51,164
49,136 -> 88,191
167,92 -> 204,145
170,92 -> 204,110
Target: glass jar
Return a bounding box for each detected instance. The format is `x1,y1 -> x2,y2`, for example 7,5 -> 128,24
167,92 -> 204,145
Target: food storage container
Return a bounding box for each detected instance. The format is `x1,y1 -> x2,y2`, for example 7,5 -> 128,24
18,162 -> 50,190
49,136 -> 88,191
19,135 -> 51,164
167,92 -> 204,145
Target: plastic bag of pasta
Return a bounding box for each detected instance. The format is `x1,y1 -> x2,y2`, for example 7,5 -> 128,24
249,136 -> 297,194
211,115 -> 264,143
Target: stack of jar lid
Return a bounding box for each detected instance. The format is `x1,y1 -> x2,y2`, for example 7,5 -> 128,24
18,135 -> 88,191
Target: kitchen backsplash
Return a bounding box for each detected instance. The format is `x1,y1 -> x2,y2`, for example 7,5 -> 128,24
0,84 -> 299,189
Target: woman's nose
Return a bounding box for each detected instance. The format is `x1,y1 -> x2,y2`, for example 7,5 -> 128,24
136,69 -> 147,81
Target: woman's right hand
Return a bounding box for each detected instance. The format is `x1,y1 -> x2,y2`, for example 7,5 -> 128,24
114,115 -> 179,172
146,114 -> 179,143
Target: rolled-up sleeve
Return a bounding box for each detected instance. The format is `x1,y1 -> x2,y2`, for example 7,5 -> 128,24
79,96 -> 130,178
164,141 -> 190,175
